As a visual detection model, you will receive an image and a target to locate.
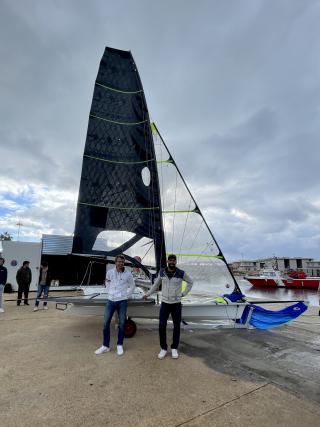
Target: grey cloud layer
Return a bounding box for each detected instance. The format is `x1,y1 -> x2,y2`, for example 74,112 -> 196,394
0,0 -> 319,259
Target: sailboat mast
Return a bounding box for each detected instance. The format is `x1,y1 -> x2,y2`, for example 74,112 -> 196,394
130,54 -> 167,274
152,123 -> 241,293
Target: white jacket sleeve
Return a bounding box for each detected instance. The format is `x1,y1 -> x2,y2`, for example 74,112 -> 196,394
127,274 -> 135,297
145,275 -> 161,297
181,272 -> 193,297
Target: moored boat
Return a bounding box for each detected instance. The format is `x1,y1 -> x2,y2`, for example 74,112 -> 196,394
245,268 -> 320,289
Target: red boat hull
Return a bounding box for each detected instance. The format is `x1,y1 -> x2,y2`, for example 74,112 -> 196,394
246,277 -> 320,289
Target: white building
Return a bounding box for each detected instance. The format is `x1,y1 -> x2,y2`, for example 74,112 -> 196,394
305,260 -> 320,277
2,240 -> 42,291
231,256 -> 316,276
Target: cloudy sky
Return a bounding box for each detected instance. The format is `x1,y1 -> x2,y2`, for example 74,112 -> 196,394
0,0 -> 319,261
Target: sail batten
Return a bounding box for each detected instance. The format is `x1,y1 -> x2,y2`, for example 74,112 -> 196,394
96,81 -> 143,94
90,114 -> 148,126
78,202 -> 160,211
83,154 -> 155,165
167,253 -> 224,259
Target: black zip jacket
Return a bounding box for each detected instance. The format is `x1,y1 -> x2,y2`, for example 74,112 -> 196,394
0,266 -> 7,285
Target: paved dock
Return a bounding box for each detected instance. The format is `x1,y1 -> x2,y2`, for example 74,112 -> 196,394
1,296 -> 320,427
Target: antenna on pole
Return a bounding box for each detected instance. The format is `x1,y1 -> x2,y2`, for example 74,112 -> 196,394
16,221 -> 23,241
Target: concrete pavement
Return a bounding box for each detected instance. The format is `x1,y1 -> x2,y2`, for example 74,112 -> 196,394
1,297 -> 320,426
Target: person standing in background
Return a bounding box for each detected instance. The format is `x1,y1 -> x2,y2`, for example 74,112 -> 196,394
16,261 -> 32,306
34,261 -> 52,311
0,257 -> 7,313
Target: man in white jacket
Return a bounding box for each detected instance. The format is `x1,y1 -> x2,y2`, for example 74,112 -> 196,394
95,255 -> 135,356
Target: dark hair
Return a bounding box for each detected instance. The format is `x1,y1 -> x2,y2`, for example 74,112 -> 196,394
0,257 -> 4,263
115,254 -> 125,262
23,261 -> 30,266
41,261 -> 48,267
167,254 -> 177,260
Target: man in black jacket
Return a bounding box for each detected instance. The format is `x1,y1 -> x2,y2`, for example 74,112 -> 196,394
16,261 -> 32,306
0,257 -> 7,313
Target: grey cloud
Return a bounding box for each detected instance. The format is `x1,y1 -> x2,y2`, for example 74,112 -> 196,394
0,0 -> 320,259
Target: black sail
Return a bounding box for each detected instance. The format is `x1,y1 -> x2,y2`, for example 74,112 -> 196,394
73,47 -> 166,272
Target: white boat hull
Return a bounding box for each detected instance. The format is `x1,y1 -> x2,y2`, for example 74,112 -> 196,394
53,285 -> 248,325
64,299 -> 247,322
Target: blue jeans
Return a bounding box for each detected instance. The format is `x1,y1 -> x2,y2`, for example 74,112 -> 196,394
0,284 -> 4,309
103,299 -> 128,347
35,284 -> 50,307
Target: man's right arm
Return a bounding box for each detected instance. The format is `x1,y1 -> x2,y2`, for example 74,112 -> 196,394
145,276 -> 161,298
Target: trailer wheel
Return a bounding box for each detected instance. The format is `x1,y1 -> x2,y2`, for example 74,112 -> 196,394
124,318 -> 137,338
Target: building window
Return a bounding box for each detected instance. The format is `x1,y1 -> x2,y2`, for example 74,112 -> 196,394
284,259 -> 290,269
297,259 -> 302,269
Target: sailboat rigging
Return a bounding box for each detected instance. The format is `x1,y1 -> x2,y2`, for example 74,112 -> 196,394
47,47 -> 307,331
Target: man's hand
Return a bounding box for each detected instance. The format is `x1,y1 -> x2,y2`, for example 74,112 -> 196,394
143,294 -> 148,300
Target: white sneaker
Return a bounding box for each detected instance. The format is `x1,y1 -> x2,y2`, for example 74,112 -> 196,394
171,349 -> 179,359
94,345 -> 110,355
33,307 -> 39,311
0,308 -> 4,313
43,305 -> 48,310
158,349 -> 167,359
117,345 -> 124,356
